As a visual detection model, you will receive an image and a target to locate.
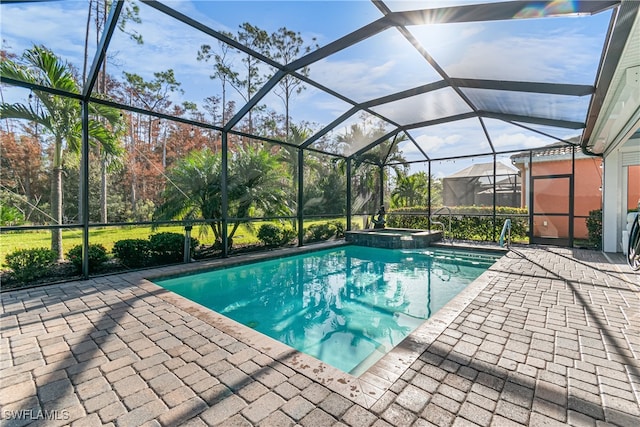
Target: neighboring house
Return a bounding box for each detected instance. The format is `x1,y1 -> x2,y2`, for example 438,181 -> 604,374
511,141 -> 640,242
442,162 -> 520,208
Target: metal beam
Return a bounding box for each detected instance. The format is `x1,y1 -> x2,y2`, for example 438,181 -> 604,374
299,107 -> 359,149
224,70 -> 286,132
221,131 -> 229,257
287,17 -> 392,71
478,116 -> 496,154
81,101 -> 90,278
361,80 -> 449,108
374,1 -> 484,129
480,111 -> 585,129
83,0 -> 123,98
451,78 -> 594,96
386,0 -> 619,26
0,77 -> 83,100
403,131 -> 431,161
508,121 -> 580,146
349,128 -> 401,159
297,150 -> 304,247
346,159 -> 352,231
144,0 -> 281,69
402,112 -> 478,130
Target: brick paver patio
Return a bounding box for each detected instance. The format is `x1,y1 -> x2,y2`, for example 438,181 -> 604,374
1,245 -> 638,426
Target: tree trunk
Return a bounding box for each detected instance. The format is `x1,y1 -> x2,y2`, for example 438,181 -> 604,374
51,166 -> 64,260
131,177 -> 137,214
100,157 -> 108,222
24,167 -> 33,221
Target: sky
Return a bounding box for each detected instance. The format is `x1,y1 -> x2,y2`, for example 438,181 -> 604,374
0,0 -> 614,176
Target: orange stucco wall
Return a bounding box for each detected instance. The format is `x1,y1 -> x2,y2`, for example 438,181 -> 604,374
519,157 -> 603,240
628,165 -> 640,211
516,159 -> 639,242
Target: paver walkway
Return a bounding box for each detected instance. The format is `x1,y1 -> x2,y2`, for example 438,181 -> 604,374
1,245 -> 639,426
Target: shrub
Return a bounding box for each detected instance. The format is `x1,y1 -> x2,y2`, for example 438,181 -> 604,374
257,223 -> 296,247
386,206 -> 529,242
113,239 -> 151,268
281,226 -> 296,245
149,232 -> 199,264
0,205 -> 24,226
66,243 -> 108,273
257,224 -> 282,247
329,220 -> 345,238
5,247 -> 57,283
586,209 -> 602,250
305,222 -> 337,243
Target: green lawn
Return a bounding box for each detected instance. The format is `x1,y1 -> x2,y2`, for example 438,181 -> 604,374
0,218 -> 345,267
1,224 -> 254,265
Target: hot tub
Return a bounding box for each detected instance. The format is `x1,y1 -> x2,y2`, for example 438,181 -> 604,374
345,228 -> 443,249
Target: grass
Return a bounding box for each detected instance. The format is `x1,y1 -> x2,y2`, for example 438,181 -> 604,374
0,224 -> 249,266
0,219 -> 345,268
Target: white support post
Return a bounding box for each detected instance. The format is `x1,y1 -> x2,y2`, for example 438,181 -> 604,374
602,150 -> 623,252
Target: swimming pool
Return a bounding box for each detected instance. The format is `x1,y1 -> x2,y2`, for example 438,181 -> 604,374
155,245 -> 500,375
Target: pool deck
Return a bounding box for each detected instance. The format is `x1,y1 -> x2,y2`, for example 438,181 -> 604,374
1,243 -> 639,426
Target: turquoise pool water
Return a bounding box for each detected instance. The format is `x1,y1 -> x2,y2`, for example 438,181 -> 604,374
155,246 -> 500,375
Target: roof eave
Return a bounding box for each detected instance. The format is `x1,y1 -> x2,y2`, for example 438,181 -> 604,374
582,1 -> 640,156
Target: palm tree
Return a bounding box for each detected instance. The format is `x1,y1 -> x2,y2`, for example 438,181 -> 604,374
0,45 -> 124,259
391,172 -> 429,208
227,145 -> 291,241
337,123 -> 407,213
152,147 -> 223,240
154,145 -> 291,248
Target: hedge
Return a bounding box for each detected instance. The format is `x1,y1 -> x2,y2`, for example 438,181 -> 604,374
386,206 -> 528,242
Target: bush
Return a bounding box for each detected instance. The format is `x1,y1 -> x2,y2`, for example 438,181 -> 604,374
0,205 -> 24,226
113,239 -> 151,268
149,232 -> 199,264
281,226 -> 296,245
257,223 -> 295,247
5,247 -> 57,283
305,222 -> 337,243
329,220 -> 345,238
386,206 -> 529,242
586,209 -> 602,250
66,243 -> 108,273
257,224 -> 282,247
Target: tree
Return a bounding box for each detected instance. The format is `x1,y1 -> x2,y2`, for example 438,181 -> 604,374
226,145 -> 291,241
268,27 -> 318,139
336,119 -> 407,213
197,34 -> 236,127
82,0 -> 142,223
0,45 -> 124,259
391,172 -> 429,208
118,70 -> 182,214
153,145 -> 291,249
234,23 -> 270,134
430,176 -> 444,208
0,127 -> 47,222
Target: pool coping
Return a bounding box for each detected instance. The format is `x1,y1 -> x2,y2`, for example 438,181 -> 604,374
140,240 -> 506,409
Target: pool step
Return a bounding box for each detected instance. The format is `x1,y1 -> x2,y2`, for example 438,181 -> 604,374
420,250 -> 501,268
